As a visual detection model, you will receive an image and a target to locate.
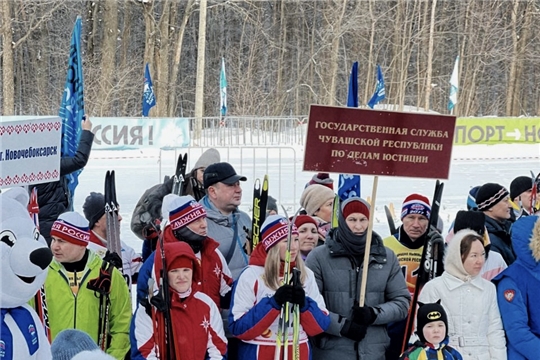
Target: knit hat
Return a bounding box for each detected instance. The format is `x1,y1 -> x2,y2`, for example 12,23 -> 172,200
50,212 -> 90,246
401,194 -> 431,220
294,215 -> 319,229
155,241 -> 200,283
51,329 -> 99,360
82,192 -> 105,229
416,300 -> 448,344
510,176 -> 532,200
193,148 -> 221,170
203,162 -> 247,189
260,215 -> 298,252
307,173 -> 334,190
167,195 -> 206,231
475,183 -> 509,211
467,186 -> 481,210
300,184 -> 335,216
342,198 -> 370,219
267,196 -> 278,214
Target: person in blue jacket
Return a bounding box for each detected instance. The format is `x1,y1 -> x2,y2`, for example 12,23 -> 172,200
493,215 -> 540,359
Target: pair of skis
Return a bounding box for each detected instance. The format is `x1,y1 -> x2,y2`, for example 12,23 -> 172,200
151,153 -> 188,358
401,180 -> 445,352
274,207 -> 302,360
250,175 -> 269,252
530,171 -> 540,214
105,170 -> 121,256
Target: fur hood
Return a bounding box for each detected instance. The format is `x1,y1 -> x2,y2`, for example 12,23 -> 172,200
511,215 -> 540,268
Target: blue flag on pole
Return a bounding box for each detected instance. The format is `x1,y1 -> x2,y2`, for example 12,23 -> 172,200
338,61 -> 361,201
59,16 -> 84,210
142,63 -> 156,116
448,56 -> 459,111
220,57 -> 227,116
367,65 -> 386,109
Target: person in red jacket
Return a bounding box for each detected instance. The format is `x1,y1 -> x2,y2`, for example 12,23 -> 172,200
136,194 -> 233,309
131,241 -> 227,359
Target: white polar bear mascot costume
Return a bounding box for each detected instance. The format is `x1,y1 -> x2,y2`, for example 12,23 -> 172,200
0,187 -> 53,359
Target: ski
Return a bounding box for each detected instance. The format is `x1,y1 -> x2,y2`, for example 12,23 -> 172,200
251,175 -> 269,252
401,180 -> 445,352
104,170 -> 121,257
331,194 -> 340,228
530,171 -> 540,214
29,187 -> 52,343
171,153 -> 188,195
275,207 -> 302,360
384,205 -> 397,235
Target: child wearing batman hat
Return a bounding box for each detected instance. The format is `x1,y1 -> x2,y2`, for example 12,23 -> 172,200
399,300 -> 463,360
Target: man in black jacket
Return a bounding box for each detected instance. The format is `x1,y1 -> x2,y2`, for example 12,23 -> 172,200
33,116 -> 94,245
476,182 -> 515,265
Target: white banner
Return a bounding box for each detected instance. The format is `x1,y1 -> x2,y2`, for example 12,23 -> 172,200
91,117 -> 190,150
0,117 -> 62,189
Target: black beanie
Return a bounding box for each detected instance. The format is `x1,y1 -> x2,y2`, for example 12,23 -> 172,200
267,196 -> 278,213
83,192 -> 106,229
510,176 -> 532,200
416,300 -> 448,344
454,210 -> 485,235
475,183 -> 509,211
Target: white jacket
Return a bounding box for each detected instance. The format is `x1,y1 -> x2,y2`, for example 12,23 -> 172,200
419,230 -> 507,360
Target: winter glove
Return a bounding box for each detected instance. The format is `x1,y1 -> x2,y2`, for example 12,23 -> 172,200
103,250 -> 123,270
351,305 -> 377,326
291,285 -> 306,308
273,285 -> 295,307
340,319 -> 368,342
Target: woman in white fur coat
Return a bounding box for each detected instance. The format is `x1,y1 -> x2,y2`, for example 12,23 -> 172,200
418,229 -> 507,360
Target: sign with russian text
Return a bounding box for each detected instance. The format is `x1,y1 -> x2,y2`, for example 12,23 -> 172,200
0,116 -> 190,150
304,105 -> 456,179
0,117 -> 62,188
454,117 -> 540,145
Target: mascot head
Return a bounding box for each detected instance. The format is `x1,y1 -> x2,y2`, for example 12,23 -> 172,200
0,187 -> 52,308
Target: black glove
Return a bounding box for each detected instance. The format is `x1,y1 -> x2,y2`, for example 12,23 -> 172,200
291,285 -> 306,308
103,250 -> 123,270
143,221 -> 161,241
340,319 -> 367,342
351,305 -> 376,325
273,285 -> 294,307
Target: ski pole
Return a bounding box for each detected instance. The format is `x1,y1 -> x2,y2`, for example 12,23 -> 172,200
358,175 -> 378,306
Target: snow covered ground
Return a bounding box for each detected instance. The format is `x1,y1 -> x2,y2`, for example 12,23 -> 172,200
71,143 -> 539,253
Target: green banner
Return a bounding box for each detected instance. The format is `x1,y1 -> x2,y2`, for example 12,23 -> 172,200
455,117 -> 540,145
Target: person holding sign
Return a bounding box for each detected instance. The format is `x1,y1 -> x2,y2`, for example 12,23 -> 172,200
305,197 -> 410,359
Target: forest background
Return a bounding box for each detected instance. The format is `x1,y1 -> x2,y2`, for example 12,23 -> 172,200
1,0 -> 538,119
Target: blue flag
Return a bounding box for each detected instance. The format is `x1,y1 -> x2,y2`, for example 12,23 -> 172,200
142,63 -> 156,116
220,57 -> 227,116
367,65 -> 386,109
338,61 -> 361,201
59,16 -> 85,210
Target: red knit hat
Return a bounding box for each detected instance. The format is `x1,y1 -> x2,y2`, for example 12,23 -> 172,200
168,195 -> 206,231
342,198 -> 370,219
261,215 -> 299,252
293,215 -> 319,229
50,212 -> 90,247
401,194 -> 431,220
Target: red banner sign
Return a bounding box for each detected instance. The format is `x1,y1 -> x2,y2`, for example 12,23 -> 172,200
303,105 -> 456,179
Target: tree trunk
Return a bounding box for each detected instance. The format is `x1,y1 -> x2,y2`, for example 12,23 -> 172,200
424,0 -> 437,111
98,0 -> 118,116
1,0 -> 15,115
193,0 -> 208,140
167,0 -> 195,117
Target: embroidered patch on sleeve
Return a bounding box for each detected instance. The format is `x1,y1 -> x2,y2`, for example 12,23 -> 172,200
504,289 -> 515,302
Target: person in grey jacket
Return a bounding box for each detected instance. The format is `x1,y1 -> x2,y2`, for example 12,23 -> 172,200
306,197 -> 411,360
200,162 -> 251,280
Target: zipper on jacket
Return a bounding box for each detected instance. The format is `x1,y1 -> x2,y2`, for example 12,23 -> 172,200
58,267 -> 93,328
